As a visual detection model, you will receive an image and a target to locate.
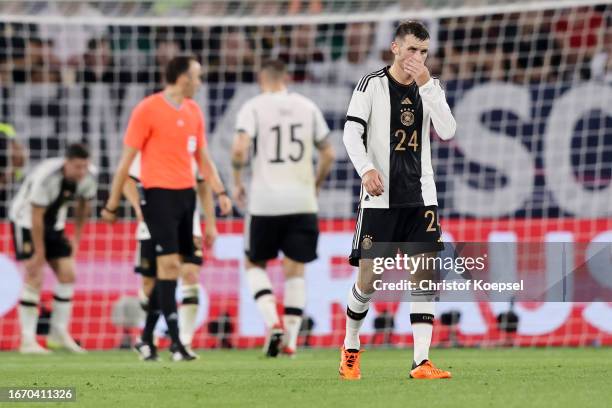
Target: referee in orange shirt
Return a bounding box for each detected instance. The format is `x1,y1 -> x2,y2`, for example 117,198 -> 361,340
102,56 -> 231,361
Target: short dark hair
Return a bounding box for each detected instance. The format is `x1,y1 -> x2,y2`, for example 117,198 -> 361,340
165,55 -> 197,84
394,20 -> 430,41
260,59 -> 287,76
65,143 -> 90,160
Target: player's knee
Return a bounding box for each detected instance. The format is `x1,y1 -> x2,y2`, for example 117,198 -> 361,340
283,259 -> 304,279
157,256 -> 181,279
24,272 -> 44,291
56,272 -> 76,284
181,268 -> 199,285
141,277 -> 156,297
55,266 -> 76,284
357,260 -> 378,295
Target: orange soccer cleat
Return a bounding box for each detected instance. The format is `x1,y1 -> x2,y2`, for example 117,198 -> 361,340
409,360 -> 452,379
339,346 -> 363,380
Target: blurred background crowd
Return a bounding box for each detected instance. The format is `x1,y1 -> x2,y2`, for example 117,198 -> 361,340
0,2 -> 610,89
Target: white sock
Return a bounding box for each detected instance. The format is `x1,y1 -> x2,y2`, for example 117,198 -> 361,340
50,283 -> 74,334
410,300 -> 435,365
179,284 -> 200,346
344,283 -> 371,350
283,277 -> 305,351
19,285 -> 40,343
246,267 -> 279,328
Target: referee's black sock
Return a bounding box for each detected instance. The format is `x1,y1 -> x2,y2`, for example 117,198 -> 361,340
141,284 -> 161,344
157,279 -> 181,345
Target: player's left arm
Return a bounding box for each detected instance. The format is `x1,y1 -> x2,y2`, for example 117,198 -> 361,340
315,139 -> 336,194
196,178 -> 218,249
313,105 -> 336,194
74,174 -> 97,251
197,146 -> 232,216
404,59 -> 456,140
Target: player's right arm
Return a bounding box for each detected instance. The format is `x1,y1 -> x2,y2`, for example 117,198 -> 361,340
122,177 -> 143,222
28,204 -> 46,270
343,79 -> 384,196
102,146 -> 138,222
230,130 -> 250,209
231,102 -> 257,209
26,172 -> 55,271
103,102 -> 148,222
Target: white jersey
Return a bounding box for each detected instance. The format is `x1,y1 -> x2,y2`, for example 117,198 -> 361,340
343,67 -> 456,209
9,157 -> 97,230
235,89 -> 330,216
128,154 -> 203,239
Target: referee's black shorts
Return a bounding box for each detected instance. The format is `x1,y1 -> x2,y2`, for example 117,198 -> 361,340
349,205 -> 444,267
141,188 -> 196,258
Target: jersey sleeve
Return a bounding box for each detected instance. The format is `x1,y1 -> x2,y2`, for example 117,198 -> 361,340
346,79 -> 373,127
196,105 -> 207,149
128,153 -> 141,180
235,102 -> 257,138
29,176 -> 54,207
344,79 -> 375,177
123,101 -> 151,150
419,78 -> 456,140
78,175 -> 98,200
312,104 -> 330,146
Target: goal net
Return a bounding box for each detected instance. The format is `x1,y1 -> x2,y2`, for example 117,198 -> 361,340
0,0 -> 611,350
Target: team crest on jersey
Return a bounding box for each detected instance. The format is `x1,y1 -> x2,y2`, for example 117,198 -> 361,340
401,97 -> 412,105
23,242 -> 32,254
401,110 -> 415,127
361,234 -> 373,250
141,258 -> 150,270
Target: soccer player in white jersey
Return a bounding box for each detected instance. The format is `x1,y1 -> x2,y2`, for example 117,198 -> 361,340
124,154 -> 217,361
10,143 -> 96,354
340,21 -> 456,379
231,59 -> 336,357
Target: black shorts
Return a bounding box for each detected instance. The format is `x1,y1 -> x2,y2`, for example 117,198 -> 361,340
134,237 -> 203,278
11,222 -> 72,261
141,188 -> 196,258
245,213 -> 319,263
349,206 -> 444,267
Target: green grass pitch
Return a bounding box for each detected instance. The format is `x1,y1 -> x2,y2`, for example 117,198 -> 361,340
2,348 -> 611,407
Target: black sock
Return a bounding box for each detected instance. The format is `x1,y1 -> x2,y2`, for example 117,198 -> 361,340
141,284 -> 161,344
157,279 -> 181,345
